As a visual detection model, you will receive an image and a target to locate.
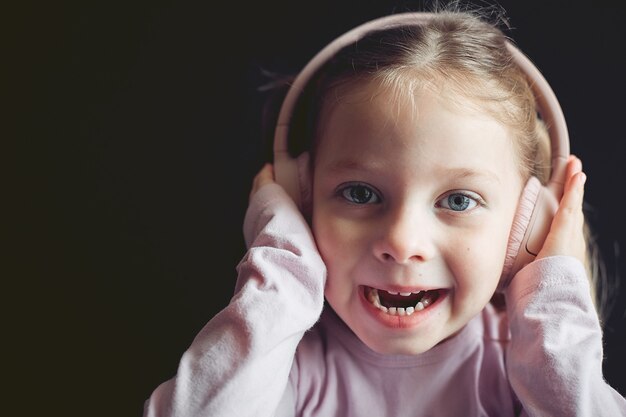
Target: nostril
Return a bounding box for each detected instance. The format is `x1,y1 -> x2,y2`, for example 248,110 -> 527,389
380,251 -> 424,264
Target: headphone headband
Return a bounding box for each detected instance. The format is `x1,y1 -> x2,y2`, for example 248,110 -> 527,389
273,12 -> 570,208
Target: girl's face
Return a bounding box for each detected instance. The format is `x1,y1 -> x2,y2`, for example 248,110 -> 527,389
311,81 -> 524,355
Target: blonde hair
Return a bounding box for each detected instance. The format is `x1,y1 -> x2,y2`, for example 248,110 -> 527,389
284,9 -> 605,318
306,11 -> 550,183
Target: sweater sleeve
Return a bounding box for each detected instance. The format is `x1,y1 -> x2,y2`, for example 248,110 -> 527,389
505,256 -> 626,417
143,183 -> 326,417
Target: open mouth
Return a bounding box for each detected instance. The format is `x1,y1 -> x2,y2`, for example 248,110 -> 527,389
364,286 -> 443,316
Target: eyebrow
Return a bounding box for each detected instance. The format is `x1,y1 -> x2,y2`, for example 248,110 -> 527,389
323,159 -> 501,184
443,167 -> 501,184
323,159 -> 387,173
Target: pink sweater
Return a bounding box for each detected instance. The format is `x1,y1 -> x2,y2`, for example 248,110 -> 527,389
143,183 -> 626,417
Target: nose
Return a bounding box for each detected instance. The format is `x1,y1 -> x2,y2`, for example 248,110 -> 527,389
373,206 -> 436,264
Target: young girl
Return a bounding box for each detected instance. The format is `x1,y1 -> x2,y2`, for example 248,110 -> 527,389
144,9 -> 626,417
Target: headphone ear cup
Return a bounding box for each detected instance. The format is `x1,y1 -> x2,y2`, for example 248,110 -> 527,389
499,176 -> 542,289
296,152 -> 312,219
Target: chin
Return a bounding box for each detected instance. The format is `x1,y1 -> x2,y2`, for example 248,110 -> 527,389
359,333 -> 440,356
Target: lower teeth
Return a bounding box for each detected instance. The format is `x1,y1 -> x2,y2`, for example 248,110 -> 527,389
367,288 -> 436,316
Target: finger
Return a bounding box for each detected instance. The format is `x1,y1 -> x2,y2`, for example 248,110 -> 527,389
257,163 -> 275,183
254,163 -> 275,189
558,154 -> 584,226
538,169 -> 587,261
249,163 -> 275,202
559,171 -> 587,221
555,170 -> 586,229
565,154 -> 582,180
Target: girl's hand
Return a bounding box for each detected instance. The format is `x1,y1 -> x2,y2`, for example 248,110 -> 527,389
249,163 -> 275,202
536,155 -> 587,264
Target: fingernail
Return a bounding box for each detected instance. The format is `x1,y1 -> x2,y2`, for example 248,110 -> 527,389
580,172 -> 587,186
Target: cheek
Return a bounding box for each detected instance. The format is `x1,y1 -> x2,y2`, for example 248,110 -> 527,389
312,211 -> 368,297
313,214 -> 365,271
312,213 -> 339,259
313,217 -> 349,306
448,223 -> 512,291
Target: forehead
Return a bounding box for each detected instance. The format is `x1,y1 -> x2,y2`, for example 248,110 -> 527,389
314,79 -> 521,182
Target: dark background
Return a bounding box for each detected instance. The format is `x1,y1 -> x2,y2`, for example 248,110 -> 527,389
9,0 -> 626,415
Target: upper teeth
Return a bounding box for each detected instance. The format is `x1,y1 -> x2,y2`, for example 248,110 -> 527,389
387,291 -> 419,296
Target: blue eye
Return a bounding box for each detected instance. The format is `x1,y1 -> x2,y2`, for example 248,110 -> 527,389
340,184 -> 381,204
439,192 -> 478,212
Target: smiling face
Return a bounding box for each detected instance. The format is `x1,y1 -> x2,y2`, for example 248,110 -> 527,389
311,80 -> 524,355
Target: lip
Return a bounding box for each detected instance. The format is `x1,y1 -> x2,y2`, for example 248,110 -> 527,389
358,285 -> 448,329
375,285 -> 442,294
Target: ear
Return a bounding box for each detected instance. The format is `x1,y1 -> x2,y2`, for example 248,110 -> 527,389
499,176 -> 541,290
296,152 -> 312,220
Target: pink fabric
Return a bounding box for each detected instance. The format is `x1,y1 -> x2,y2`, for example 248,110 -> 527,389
500,176 -> 541,288
143,183 -> 626,417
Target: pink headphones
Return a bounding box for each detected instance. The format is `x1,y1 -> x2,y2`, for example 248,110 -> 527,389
272,12 -> 570,286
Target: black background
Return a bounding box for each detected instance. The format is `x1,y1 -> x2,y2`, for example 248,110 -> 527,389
9,1 -> 626,415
